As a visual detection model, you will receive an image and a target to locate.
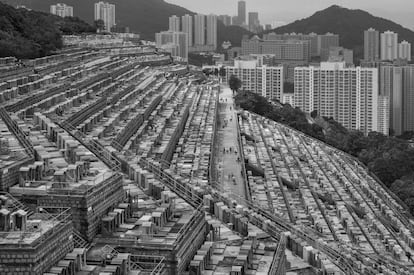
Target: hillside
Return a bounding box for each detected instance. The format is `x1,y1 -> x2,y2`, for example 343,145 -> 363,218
0,2 -> 95,59
270,5 -> 414,61
235,89 -> 414,214
1,0 -> 250,47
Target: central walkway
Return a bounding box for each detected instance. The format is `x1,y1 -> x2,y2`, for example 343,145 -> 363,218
213,84 -> 247,204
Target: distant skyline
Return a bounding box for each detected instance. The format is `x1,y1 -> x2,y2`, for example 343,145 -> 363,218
167,0 -> 414,30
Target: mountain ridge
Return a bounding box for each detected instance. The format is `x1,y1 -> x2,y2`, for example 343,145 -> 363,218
269,5 -> 414,60
264,5 -> 414,59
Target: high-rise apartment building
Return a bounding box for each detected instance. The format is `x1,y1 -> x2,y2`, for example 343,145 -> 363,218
248,12 -> 260,33
264,32 -> 332,58
381,31 -> 398,61
166,14 -> 217,52
218,15 -> 231,26
169,15 -> 180,32
380,65 -> 414,135
206,14 -> 218,49
323,46 -> 353,65
364,28 -> 380,61
225,59 -> 284,101
231,16 -> 240,26
94,2 -> 116,32
155,31 -> 188,60
181,14 -> 193,47
237,1 -> 246,25
294,62 -> 386,136
398,41 -> 412,61
318,33 -> 340,56
242,36 -> 310,62
50,3 -> 73,17
194,14 -> 206,46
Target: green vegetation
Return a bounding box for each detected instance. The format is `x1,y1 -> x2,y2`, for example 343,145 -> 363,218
269,5 -> 414,61
217,23 -> 252,48
235,90 -> 414,214
0,2 -> 95,59
228,75 -> 242,92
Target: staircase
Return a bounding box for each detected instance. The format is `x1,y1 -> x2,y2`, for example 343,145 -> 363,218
0,107 -> 35,158
0,192 -> 34,216
101,245 -> 146,271
57,120 -> 121,171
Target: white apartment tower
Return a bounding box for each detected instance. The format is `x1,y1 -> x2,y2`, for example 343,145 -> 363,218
194,14 -> 206,46
50,3 -> 73,17
380,65 -> 414,135
380,31 -> 398,61
94,2 -> 116,32
169,15 -> 181,32
294,62 -> 386,136
181,14 -> 193,47
206,14 -> 217,49
225,59 -> 284,101
167,14 -> 217,52
398,41 -> 411,61
155,31 -> 188,60
364,28 -> 380,61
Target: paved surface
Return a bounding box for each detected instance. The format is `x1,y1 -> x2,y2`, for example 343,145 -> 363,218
213,85 -> 247,203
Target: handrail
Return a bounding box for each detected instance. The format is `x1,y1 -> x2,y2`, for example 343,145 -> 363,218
0,107 -> 35,158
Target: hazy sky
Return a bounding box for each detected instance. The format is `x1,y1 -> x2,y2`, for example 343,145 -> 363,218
167,0 -> 414,29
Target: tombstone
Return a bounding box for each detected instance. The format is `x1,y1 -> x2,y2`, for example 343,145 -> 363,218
0,208 -> 11,231
11,209 -> 27,231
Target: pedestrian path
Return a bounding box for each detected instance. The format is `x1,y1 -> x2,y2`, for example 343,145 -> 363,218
213,85 -> 247,203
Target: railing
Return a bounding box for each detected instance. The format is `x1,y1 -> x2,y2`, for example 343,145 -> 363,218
0,191 -> 33,216
209,85 -> 220,185
5,83 -> 71,113
57,120 -> 121,171
269,235 -> 287,275
0,107 -> 35,158
72,228 -> 89,249
100,245 -> 166,274
0,206 -> 72,249
235,110 -> 251,202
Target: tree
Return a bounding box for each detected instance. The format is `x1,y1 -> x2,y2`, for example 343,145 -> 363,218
94,19 -> 105,32
310,110 -> 318,118
229,75 -> 242,92
219,66 -> 226,77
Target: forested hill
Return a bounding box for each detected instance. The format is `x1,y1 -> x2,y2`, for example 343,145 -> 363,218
1,0 -> 251,46
0,2 -> 95,58
270,5 -> 414,61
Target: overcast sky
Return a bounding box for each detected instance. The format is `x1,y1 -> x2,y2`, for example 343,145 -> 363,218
166,0 -> 414,29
